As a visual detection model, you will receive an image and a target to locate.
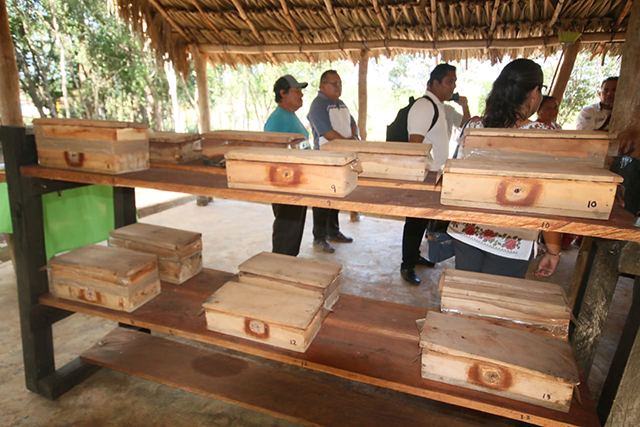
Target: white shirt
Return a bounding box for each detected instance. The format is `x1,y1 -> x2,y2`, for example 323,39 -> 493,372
407,91 -> 463,171
576,102 -> 611,131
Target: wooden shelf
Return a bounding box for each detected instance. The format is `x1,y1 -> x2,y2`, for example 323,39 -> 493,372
20,164 -> 640,242
42,268 -> 599,427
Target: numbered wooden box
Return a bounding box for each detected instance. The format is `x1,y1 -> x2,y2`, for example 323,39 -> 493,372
439,269 -> 570,340
225,148 -> 360,197
33,118 -> 149,174
149,131 -> 201,164
462,128 -> 611,168
201,130 -> 306,164
238,252 -> 342,309
48,245 -> 160,313
203,281 -> 326,352
420,311 -> 579,412
109,223 -> 202,285
441,159 -> 622,220
321,139 -> 433,181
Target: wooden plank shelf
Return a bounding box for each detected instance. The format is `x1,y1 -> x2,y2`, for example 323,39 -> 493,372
83,328 -> 516,426
42,268 -> 600,427
20,164 -> 640,242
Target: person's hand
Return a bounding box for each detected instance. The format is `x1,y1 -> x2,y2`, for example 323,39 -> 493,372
454,96 -> 469,108
534,252 -> 560,278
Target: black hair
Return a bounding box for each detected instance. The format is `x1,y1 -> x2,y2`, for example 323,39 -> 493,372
537,95 -> 558,112
482,58 -> 544,128
601,76 -> 618,88
275,86 -> 290,103
320,70 -> 339,84
427,64 -> 456,88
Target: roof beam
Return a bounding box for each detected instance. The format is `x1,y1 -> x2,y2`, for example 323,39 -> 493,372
614,0 -> 633,30
229,0 -> 279,65
189,0 -> 224,44
278,0 -> 314,63
323,0 -> 345,42
149,0 -> 192,42
200,32 -> 625,55
430,0 -> 437,41
547,0 -> 566,31
488,0 -> 501,40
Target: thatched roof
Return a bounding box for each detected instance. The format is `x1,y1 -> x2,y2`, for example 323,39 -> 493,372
115,0 -> 631,72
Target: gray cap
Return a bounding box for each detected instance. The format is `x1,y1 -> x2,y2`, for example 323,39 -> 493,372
274,74 -> 308,94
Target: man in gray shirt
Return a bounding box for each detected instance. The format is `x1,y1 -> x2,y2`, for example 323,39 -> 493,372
307,70 -> 358,253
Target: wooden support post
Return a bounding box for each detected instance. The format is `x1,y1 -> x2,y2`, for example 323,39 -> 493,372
357,50 -> 368,141
193,48 -> 211,133
1,126 -> 54,393
599,276 -> 640,426
567,236 -> 593,309
0,0 -> 23,126
550,40 -> 581,104
572,239 -> 623,379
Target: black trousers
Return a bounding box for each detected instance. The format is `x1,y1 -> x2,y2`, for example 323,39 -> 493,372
453,239 -> 530,279
401,217 -> 429,270
312,207 -> 340,240
272,203 -> 307,256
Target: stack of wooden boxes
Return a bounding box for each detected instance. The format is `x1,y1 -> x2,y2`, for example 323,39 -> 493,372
48,245 -> 161,312
201,130 -> 306,165
420,269 -> 579,412
203,252 -> 343,352
148,131 -> 202,164
33,118 -> 149,174
225,148 -> 360,197
109,223 -> 203,285
320,139 -> 433,181
441,128 -> 622,220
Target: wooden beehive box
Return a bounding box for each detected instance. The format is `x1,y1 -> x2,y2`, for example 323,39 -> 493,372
320,139 -> 434,181
420,311 -> 580,412
109,223 -> 202,285
462,128 -> 611,168
149,131 -> 201,164
203,281 -> 326,352
225,147 -> 360,197
238,252 -> 342,309
33,118 -> 149,174
48,245 -> 160,312
441,159 -> 623,219
201,130 -> 306,164
439,269 -> 570,340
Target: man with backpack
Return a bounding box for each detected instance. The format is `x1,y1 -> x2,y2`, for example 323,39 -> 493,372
392,63 -> 470,285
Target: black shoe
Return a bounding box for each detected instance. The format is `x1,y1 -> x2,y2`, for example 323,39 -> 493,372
401,268 -> 420,285
416,256 -> 435,268
313,239 -> 335,253
327,231 -> 353,243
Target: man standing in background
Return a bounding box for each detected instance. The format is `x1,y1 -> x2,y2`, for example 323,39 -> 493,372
307,70 -> 358,253
264,75 -> 310,256
576,77 -> 618,131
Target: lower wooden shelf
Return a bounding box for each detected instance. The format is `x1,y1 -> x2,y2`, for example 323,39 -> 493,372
40,268 -> 599,427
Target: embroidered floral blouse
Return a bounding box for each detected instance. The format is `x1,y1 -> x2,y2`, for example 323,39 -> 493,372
447,120 -> 553,260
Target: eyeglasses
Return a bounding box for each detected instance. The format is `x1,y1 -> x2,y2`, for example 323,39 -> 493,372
540,85 -> 548,93
322,81 -> 342,87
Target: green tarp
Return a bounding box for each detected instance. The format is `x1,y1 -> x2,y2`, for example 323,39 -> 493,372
1,183 -> 115,259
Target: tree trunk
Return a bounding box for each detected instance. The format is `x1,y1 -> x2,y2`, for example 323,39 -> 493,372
48,0 -> 70,118
165,60 -> 183,132
0,0 -> 24,126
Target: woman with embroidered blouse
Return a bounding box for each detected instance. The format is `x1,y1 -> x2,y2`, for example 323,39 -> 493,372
447,59 -> 562,279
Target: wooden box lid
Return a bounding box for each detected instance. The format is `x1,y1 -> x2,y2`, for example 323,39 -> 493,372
149,131 -> 200,143
202,130 -> 306,144
462,128 -> 611,140
238,252 -> 342,288
444,159 -> 623,183
33,118 -> 148,143
49,245 -> 157,286
420,311 -> 579,384
225,147 -> 357,166
110,223 -> 201,250
203,281 -> 323,329
322,140 -> 432,156
33,118 -> 148,129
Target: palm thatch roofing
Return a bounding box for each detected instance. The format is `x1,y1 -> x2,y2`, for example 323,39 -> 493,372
115,0 -> 632,72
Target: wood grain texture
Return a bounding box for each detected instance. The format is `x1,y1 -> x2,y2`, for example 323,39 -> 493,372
32,118 -> 148,129
19,164 -> 640,242
322,139 -> 432,155
109,223 -> 201,252
225,147 -> 357,165
463,128 -> 611,139
202,130 -> 306,144
40,268 -> 600,427
81,328 -> 515,427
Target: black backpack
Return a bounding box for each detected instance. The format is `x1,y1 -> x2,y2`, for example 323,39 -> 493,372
386,95 -> 439,142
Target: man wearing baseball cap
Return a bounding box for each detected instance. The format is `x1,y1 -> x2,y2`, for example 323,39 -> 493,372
264,74 -> 310,256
